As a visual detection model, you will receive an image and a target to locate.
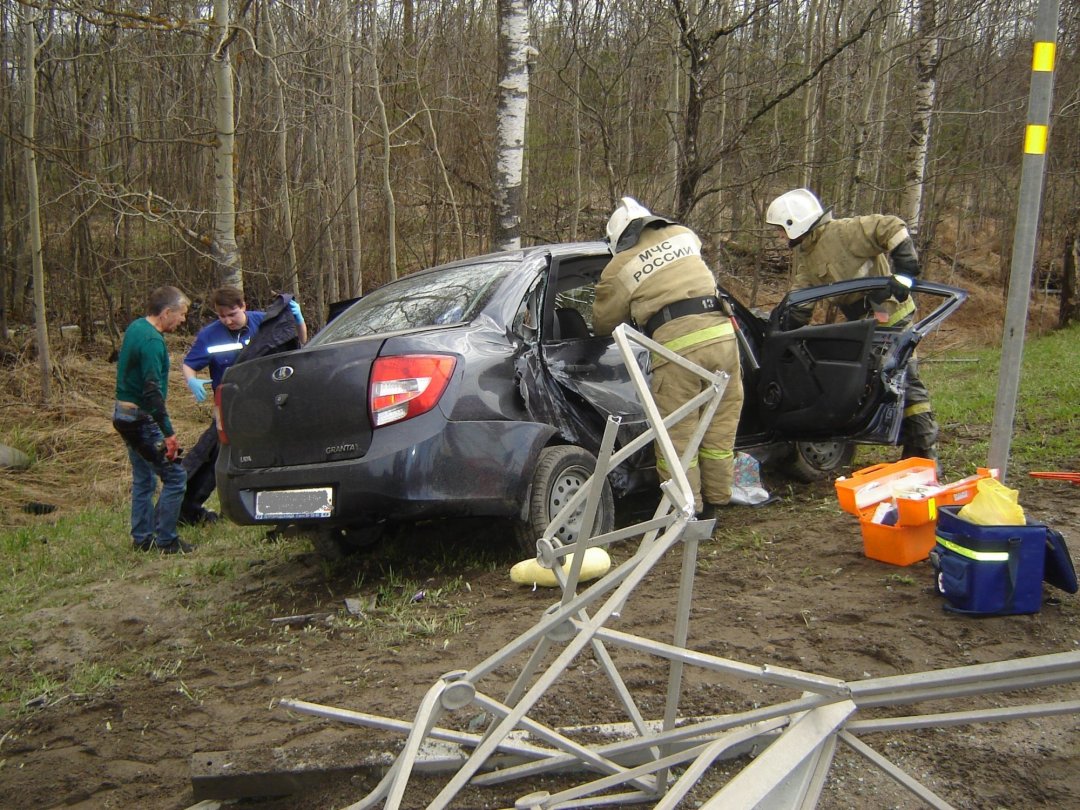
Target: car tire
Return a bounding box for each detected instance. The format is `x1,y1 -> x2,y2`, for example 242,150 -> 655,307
786,440 -> 856,482
514,445 -> 615,558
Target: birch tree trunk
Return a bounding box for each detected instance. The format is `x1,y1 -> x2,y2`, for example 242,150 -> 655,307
305,108 -> 328,323
368,44 -> 398,282
339,36 -> 364,297
869,10 -> 896,213
847,11 -> 886,212
665,15 -> 682,215
71,21 -> 96,344
22,7 -> 51,401
493,0 -> 530,251
713,7 -> 731,233
799,0 -> 820,188
899,0 -> 940,238
264,15 -> 299,298
571,64 -> 583,240
673,6 -> 709,221
0,126 -> 6,340
104,33 -> 129,346
315,106 -> 341,305
212,0 -> 243,289
0,0 -> 7,341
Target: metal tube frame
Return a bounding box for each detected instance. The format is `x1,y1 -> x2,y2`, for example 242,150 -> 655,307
277,324 -> 1080,810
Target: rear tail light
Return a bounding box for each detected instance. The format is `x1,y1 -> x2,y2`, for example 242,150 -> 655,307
369,354 -> 456,427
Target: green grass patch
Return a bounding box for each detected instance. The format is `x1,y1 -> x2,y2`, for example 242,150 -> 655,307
922,322 -> 1079,474
2,425 -> 39,462
0,507 -> 137,614
885,573 -> 917,586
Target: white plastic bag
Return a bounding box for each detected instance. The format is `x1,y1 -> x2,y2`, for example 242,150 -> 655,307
729,452 -> 771,506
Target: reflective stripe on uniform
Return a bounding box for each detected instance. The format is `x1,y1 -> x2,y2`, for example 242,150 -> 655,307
659,321 -> 735,354
937,536 -> 1010,562
699,448 -> 733,461
207,342 -> 245,355
656,455 -> 698,473
881,296 -> 916,327
904,401 -> 933,417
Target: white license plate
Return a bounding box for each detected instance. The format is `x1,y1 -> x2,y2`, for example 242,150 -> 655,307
255,487 -> 333,520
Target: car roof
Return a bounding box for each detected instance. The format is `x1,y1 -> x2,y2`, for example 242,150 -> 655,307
412,240 -> 610,277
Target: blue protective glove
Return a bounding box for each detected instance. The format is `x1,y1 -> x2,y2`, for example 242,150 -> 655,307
186,376 -> 209,402
288,298 -> 305,324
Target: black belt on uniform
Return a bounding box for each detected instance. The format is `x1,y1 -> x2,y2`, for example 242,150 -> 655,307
644,295 -> 721,338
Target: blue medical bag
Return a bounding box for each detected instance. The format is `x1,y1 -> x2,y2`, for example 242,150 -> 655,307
930,506 -> 1077,616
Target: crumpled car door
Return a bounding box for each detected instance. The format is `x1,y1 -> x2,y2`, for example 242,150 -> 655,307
518,332 -> 652,496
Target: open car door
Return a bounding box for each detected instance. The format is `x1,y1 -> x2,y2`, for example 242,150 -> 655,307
756,277 -> 967,445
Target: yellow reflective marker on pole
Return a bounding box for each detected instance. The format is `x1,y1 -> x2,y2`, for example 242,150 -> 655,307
1026,41 -> 1055,157
1032,41 -> 1055,71
1024,125 -> 1048,155
1026,40 -> 1055,157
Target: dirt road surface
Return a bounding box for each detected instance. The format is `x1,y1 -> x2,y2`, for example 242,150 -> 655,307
2,466 -> 1078,810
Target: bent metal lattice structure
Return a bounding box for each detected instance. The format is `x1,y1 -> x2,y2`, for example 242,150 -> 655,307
279,324 -> 1080,809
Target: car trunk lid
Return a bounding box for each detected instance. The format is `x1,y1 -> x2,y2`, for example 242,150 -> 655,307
218,338 -> 382,468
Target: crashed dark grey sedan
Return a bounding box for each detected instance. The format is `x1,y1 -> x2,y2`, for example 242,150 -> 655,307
215,241 -> 965,555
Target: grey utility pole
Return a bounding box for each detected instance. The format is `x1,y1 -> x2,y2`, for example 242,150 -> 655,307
987,0 -> 1060,480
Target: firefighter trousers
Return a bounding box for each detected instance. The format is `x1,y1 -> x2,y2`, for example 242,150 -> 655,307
651,336 -> 743,512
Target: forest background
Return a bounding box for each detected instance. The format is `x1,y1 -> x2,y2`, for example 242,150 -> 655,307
2,0 -> 1079,377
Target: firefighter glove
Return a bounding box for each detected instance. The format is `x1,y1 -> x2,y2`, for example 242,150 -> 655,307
186,376 -> 209,402
888,274 -> 913,302
888,237 -> 921,278
164,435 -> 181,462
868,274 -> 913,305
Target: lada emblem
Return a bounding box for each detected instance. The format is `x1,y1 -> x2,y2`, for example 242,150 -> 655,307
272,366 -> 294,381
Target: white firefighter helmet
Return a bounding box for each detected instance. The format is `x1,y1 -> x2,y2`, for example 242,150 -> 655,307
766,188 -> 824,241
605,197 -> 652,252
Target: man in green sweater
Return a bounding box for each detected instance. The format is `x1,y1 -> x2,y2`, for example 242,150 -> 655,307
113,286 -> 194,554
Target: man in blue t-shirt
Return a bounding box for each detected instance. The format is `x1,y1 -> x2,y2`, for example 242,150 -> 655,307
178,287 -> 307,525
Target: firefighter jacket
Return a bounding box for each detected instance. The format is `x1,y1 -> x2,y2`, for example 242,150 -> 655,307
792,213 -> 916,325
593,223 -> 734,364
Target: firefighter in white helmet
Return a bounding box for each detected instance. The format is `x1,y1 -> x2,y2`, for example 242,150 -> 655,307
593,197 -> 744,517
765,188 -> 937,461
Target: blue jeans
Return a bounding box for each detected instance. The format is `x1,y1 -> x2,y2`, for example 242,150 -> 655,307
112,403 -> 187,547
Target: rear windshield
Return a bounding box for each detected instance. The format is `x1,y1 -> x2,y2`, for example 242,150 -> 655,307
310,261 -> 516,345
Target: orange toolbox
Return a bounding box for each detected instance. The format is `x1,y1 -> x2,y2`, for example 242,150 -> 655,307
834,459 -> 999,566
